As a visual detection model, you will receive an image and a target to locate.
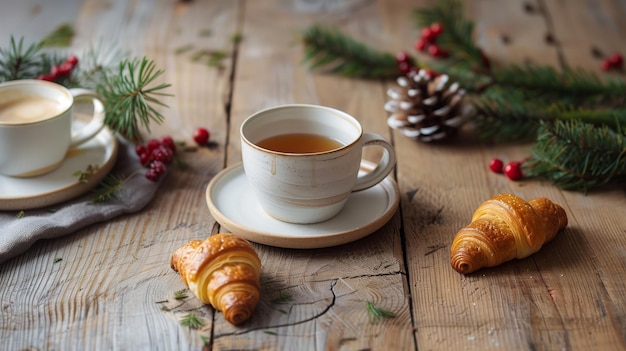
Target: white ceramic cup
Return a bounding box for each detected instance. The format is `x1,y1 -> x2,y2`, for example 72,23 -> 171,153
240,104 -> 396,224
0,79 -> 106,177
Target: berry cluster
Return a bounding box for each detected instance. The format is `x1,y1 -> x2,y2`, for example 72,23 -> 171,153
489,158 -> 523,181
395,50 -> 438,78
135,136 -> 177,182
414,23 -> 448,59
37,55 -> 79,82
601,53 -> 623,72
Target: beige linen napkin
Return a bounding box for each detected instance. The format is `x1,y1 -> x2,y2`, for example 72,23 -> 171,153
0,137 -> 161,264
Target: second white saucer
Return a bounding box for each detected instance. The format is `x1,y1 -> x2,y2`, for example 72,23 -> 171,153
206,161 -> 400,249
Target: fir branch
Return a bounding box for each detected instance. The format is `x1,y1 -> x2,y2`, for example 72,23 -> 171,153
98,57 -> 172,140
472,88 -> 546,142
302,25 -> 399,79
474,88 -> 626,143
71,42 -> 126,90
0,36 -> 45,81
413,0 -> 486,71
490,64 -> 626,105
524,120 -> 626,192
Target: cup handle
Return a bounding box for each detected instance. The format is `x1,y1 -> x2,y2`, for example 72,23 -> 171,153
352,132 -> 396,192
68,88 -> 106,147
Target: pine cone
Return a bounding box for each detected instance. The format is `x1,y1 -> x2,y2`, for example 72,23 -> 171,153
384,69 -> 469,142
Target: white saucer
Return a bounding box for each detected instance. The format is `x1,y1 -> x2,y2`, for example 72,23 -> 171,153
0,127 -> 118,211
205,161 -> 400,249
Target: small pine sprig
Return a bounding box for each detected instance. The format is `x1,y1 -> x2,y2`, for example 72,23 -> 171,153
413,0 -> 487,72
524,120 -> 626,192
73,164 -> 101,183
0,37 -> 45,81
180,312 -> 204,329
174,289 -> 189,300
365,301 -> 396,321
98,57 -> 172,140
270,291 -> 292,304
302,25 -> 399,79
91,173 -> 129,203
491,64 -> 626,106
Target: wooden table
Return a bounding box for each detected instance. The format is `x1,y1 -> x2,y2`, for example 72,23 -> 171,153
1,0 -> 625,350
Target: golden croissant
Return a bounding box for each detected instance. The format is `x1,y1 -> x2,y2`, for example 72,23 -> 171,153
170,233 -> 262,325
450,193 -> 567,274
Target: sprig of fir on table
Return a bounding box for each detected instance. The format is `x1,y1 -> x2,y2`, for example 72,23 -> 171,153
300,0 -> 626,192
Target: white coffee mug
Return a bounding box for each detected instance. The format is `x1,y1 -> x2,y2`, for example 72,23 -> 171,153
0,79 -> 106,177
240,104 -> 396,224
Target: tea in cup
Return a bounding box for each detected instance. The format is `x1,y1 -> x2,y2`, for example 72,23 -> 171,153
0,79 -> 106,177
240,104 -> 396,224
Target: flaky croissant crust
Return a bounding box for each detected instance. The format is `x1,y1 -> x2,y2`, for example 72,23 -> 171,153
171,233 -> 262,325
450,194 -> 567,274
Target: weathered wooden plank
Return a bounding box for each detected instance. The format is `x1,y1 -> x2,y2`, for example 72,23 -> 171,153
219,0 -> 412,349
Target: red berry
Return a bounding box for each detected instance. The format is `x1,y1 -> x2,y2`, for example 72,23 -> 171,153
608,53 -> 624,69
407,66 -> 420,76
193,127 -> 210,145
139,152 -> 151,165
160,135 -> 176,152
58,62 -> 74,75
150,160 -> 167,174
480,49 -> 491,69
414,38 -> 427,52
420,27 -> 436,43
146,139 -> 161,152
398,61 -> 412,75
430,22 -> 443,36
151,145 -> 173,164
504,161 -> 523,180
145,168 -> 160,182
135,145 -> 148,156
422,69 -> 439,79
395,50 -> 410,63
489,158 -> 503,173
428,44 -> 448,58
37,73 -> 56,82
66,55 -> 79,68
602,59 -> 613,72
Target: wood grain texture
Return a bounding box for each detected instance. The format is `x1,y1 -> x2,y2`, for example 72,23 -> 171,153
1,0 -> 625,350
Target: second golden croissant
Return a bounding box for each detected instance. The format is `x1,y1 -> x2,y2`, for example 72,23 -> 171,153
170,233 -> 262,325
450,193 -> 568,274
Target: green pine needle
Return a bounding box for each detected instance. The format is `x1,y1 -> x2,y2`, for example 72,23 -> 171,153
91,173 -> 128,203
0,36 -> 45,81
174,289 -> 189,300
525,120 -> 626,192
302,25 -> 399,79
270,291 -> 292,304
180,312 -> 204,329
491,64 -> 626,105
99,57 -> 172,140
366,301 -> 396,321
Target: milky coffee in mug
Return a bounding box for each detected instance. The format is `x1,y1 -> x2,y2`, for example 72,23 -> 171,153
240,104 -> 396,224
0,79 -> 106,177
